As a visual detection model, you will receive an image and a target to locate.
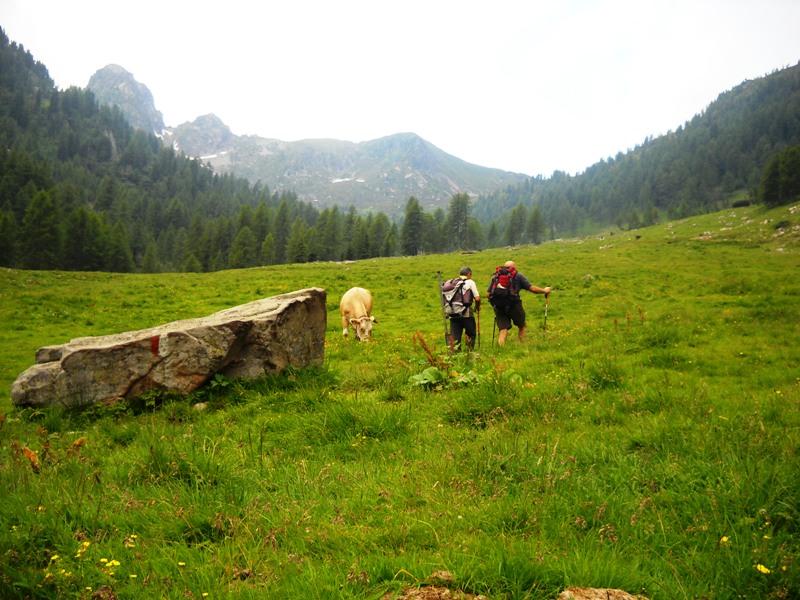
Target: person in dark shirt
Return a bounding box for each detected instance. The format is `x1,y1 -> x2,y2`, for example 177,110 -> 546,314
488,260 -> 550,346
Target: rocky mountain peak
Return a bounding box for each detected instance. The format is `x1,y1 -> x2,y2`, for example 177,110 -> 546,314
169,114 -> 235,157
87,66 -> 528,216
87,64 -> 165,134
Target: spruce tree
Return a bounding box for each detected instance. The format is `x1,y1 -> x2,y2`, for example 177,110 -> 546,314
229,226 -> 258,268
447,192 -> 471,249
20,190 -> 62,270
286,217 -> 310,264
400,197 -> 423,256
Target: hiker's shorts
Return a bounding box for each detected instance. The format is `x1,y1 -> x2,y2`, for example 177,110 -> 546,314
493,301 -> 525,331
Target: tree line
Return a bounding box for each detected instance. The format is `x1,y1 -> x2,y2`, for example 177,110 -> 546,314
473,62 -> 800,233
0,30 -> 517,273
1,29 -> 797,274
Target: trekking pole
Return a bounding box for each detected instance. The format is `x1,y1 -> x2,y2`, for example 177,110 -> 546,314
492,315 -> 496,347
436,271 -> 449,350
476,305 -> 481,349
543,293 -> 549,334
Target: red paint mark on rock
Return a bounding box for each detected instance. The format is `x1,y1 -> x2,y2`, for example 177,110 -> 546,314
150,335 -> 160,355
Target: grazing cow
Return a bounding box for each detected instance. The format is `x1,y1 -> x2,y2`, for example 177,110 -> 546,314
340,287 -> 376,341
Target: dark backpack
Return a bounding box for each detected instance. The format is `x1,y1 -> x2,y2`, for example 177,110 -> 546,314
488,266 -> 518,306
441,277 -> 474,317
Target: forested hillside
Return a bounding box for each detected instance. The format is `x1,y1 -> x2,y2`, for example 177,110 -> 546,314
0,29 -> 472,272
1,26 -> 798,273
474,61 -> 800,241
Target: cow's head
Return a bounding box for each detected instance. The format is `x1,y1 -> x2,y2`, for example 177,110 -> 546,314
350,316 -> 376,341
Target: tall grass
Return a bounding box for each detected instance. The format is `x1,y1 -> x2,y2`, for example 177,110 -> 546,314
0,203 -> 798,598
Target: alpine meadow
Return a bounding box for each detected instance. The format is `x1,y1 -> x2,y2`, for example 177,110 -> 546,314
1,203 -> 798,599
2,20 -> 800,600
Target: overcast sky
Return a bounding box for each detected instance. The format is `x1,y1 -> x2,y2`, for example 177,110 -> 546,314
3,0 -> 800,176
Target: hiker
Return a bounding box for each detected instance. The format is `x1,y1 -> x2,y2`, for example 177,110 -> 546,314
443,266 -> 481,351
487,260 -> 550,346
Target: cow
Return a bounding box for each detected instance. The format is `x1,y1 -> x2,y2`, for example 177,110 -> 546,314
340,287 -> 376,341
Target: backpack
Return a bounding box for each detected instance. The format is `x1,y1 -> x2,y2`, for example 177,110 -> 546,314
441,277 -> 474,317
488,265 -> 518,306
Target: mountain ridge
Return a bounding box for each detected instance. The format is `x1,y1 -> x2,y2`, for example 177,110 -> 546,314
87,65 -> 528,216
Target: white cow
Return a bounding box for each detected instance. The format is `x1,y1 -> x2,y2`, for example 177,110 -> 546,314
340,287 -> 376,341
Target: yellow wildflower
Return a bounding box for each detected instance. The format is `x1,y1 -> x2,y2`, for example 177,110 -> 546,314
756,564 -> 771,574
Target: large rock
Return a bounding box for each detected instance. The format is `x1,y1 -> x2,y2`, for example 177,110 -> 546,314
11,288 -> 326,408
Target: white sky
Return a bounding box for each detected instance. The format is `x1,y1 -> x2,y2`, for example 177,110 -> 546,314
3,0 -> 800,176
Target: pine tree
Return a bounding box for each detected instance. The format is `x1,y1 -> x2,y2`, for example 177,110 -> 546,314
504,203 -> 526,246
229,226 -> 259,268
141,241 -> 161,273
466,218 -> 485,250
400,197 -> 424,256
487,222 -> 499,248
0,208 -> 18,267
20,190 -> 62,270
381,225 -> 398,257
447,192 -> 471,249
286,217 -> 310,264
368,213 -> 391,257
261,232 -> 276,266
525,206 -> 546,245
183,253 -> 202,273
353,220 -> 370,259
64,206 -> 104,270
272,201 -> 290,264
104,221 -> 135,272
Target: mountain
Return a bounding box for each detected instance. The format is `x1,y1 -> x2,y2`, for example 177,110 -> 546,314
87,64 -> 164,134
87,65 -> 528,216
177,129 -> 527,216
4,25 -> 798,275
472,61 -> 800,234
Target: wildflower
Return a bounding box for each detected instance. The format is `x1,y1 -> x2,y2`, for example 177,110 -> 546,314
76,541 -> 91,558
756,564 -> 771,574
720,536 -> 729,544
178,562 -> 186,567
130,574 -> 138,579
50,555 -> 59,562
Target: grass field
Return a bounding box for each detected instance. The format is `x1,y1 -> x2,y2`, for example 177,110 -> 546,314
1,203 -> 798,599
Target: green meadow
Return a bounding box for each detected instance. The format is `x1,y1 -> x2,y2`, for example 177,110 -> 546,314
0,203 -> 798,599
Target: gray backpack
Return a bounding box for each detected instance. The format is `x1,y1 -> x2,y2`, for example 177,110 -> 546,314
441,278 -> 473,317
